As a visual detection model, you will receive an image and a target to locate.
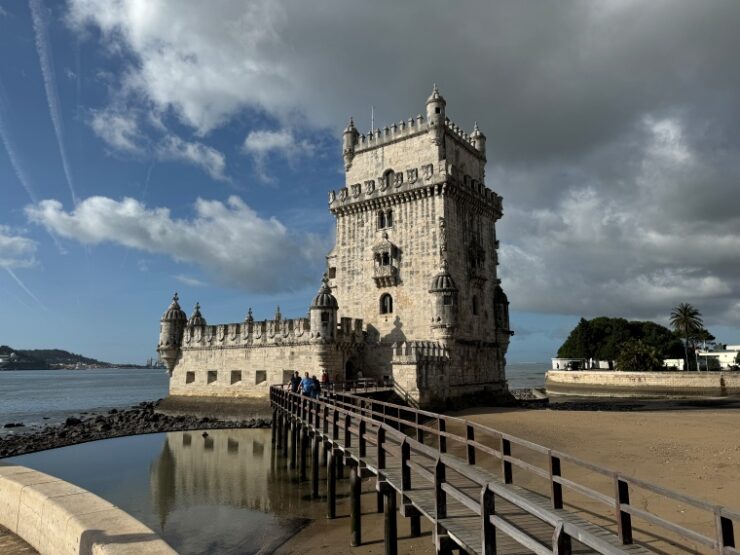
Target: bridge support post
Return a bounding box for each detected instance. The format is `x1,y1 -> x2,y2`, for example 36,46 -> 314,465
407,507 -> 421,537
282,414 -> 289,457
336,450 -> 345,479
377,491 -> 384,513
311,434 -> 320,498
553,521 -> 572,555
276,411 -> 283,450
349,461 -> 362,546
299,426 -> 308,481
615,477 -> 633,544
327,446 -> 336,519
271,408 -> 277,444
378,482 -> 397,555
289,420 -> 298,470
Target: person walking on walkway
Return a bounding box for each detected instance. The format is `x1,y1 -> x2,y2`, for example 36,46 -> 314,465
290,371 -> 301,393
312,374 -> 321,399
300,371 -> 314,397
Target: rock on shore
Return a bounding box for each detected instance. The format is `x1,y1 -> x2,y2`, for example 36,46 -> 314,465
0,401 -> 271,458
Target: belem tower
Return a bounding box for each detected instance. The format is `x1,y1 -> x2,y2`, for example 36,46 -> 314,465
157,87 -> 513,407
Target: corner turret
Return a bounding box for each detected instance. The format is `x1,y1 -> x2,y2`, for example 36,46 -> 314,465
343,117 -> 359,170
310,273 -> 338,340
471,121 -> 486,157
493,285 -> 511,334
187,302 -> 206,327
429,260 -> 459,336
157,292 -> 186,375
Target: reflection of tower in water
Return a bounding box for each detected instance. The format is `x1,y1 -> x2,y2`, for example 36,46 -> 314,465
149,429 -> 319,527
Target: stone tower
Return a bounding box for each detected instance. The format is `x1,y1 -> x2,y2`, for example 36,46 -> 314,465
327,86 -> 512,404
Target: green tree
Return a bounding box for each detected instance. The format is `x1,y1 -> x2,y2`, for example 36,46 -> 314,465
669,303 -> 703,371
616,340 -> 664,372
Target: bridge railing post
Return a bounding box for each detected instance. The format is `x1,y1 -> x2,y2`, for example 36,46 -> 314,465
401,438 -> 411,492
481,485 -> 496,555
359,420 -> 367,457
549,453 -> 563,509
466,424 -> 476,465
553,521 -> 572,555
377,426 -> 386,469
333,408 -> 340,440
415,412 -> 424,444
438,418 -> 447,453
434,458 -> 447,519
501,437 -> 512,484
717,510 -> 735,553
344,414 -> 352,447
615,476 -> 633,544
323,405 -> 329,434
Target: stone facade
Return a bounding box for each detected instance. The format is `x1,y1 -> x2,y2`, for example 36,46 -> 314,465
158,87 -> 513,407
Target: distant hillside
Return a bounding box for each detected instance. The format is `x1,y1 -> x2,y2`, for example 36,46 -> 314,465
0,345 -> 121,370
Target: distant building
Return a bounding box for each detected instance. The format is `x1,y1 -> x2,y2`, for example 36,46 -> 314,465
157,87 -> 513,408
697,345 -> 740,370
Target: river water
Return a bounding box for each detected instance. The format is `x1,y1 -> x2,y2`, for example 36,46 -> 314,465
0,363 -> 548,433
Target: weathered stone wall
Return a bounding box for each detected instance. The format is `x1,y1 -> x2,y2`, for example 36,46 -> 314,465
170,341 -> 351,397
546,370 -> 740,397
0,464 -> 175,555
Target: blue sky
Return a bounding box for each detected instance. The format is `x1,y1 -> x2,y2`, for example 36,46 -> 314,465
2,1 -> 740,364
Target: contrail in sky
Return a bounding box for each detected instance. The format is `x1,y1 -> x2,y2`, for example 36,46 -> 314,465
29,0 -> 78,205
0,79 -> 65,251
5,268 -> 48,311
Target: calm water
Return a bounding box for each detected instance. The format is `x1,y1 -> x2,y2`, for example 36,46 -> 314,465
506,362 -> 549,389
5,429 -> 323,554
0,368 -> 169,432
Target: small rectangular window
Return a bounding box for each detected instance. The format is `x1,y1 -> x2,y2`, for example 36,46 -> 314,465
231,370 -> 242,384
321,312 -> 329,322
443,295 -> 452,306
204,437 -> 214,450
207,370 -> 217,384
185,371 -> 195,384
255,370 -> 267,384
386,210 -> 393,227
182,433 -> 192,447
227,438 -> 239,454
328,267 -> 336,278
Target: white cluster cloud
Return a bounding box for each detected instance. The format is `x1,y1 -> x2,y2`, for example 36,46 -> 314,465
25,195 -> 326,292
0,227 -> 37,269
243,129 -> 313,181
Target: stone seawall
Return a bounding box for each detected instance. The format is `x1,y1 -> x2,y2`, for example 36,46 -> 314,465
0,465 -> 176,554
546,370 -> 740,397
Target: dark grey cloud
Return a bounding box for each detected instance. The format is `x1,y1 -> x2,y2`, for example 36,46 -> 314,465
66,0 -> 740,330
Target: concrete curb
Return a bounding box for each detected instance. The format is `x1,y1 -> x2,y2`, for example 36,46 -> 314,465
0,465 -> 177,555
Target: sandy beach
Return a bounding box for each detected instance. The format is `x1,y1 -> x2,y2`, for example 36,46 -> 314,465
277,404 -> 740,554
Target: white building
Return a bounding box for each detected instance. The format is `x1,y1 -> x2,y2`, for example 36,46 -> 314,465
696,345 -> 740,370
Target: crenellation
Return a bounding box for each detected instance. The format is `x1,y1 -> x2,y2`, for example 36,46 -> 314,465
158,86 -> 512,407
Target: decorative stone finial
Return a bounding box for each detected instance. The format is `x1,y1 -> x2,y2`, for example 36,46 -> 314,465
246,307 -> 254,323
275,306 -> 282,321
173,292 -> 179,303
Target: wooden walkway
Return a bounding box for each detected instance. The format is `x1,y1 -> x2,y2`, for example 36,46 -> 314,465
271,387 -> 739,555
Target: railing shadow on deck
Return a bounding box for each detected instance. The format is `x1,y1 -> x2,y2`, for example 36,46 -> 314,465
270,385 -> 740,555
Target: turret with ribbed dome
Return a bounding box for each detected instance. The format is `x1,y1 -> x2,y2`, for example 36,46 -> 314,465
187,302 -> 206,327
493,284 -> 511,333
342,117 -> 359,170
310,273 -> 338,340
157,292 -> 186,374
426,83 -> 446,147
429,260 -> 459,334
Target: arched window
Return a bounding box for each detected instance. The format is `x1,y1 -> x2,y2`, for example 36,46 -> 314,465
378,210 -> 386,229
380,293 -> 393,314
385,209 -> 393,227
382,252 -> 390,266
472,295 -> 479,316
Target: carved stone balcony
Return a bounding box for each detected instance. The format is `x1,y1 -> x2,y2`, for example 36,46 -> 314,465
373,264 -> 400,287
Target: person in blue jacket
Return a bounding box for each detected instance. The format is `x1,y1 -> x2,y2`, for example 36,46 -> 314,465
300,372 -> 314,397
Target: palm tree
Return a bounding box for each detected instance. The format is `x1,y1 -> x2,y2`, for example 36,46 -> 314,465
669,303 -> 703,371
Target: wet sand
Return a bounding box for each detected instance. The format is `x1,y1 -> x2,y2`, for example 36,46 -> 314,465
278,405 -> 740,554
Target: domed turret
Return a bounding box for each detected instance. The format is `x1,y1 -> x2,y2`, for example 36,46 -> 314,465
429,260 -> 458,334
426,84 -> 446,123
157,293 -> 186,374
187,302 -> 206,327
310,273 -> 338,340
